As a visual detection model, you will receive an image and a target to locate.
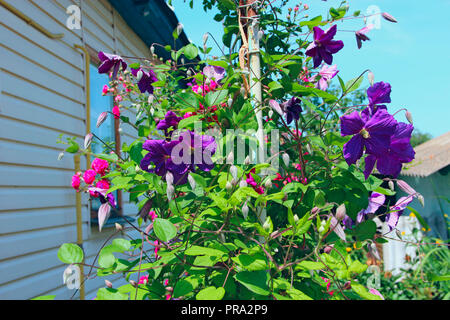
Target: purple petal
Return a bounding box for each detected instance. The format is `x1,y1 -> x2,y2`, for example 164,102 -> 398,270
364,154 -> 377,179
340,111 -> 365,136
376,155 -> 403,177
343,135 -> 364,165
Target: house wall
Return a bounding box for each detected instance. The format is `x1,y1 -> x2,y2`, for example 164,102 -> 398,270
382,171 -> 449,274
0,0 -> 149,300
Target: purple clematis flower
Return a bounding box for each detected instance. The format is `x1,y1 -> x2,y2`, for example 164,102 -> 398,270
203,65 -> 226,82
367,82 -> 391,114
140,139 -> 189,183
364,122 -> 415,179
306,25 -> 344,68
313,64 -> 339,91
282,97 -> 303,124
156,111 -> 183,132
340,108 -> 397,165
131,67 -> 158,94
98,52 -> 127,80
355,24 -> 373,49
386,195 -> 414,231
88,187 -> 116,207
356,192 -> 386,223
173,130 -> 217,172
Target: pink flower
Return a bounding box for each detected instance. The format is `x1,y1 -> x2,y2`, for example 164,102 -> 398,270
138,275 -> 149,285
113,105 -> 120,119
96,179 -> 110,190
312,64 -> 339,91
92,158 -> 109,176
102,85 -> 109,95
83,169 -> 96,185
163,279 -> 169,286
71,173 -> 81,190
149,210 -> 158,222
165,294 -> 171,300
114,95 -> 123,103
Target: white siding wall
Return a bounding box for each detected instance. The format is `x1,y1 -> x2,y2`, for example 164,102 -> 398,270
0,0 -> 149,299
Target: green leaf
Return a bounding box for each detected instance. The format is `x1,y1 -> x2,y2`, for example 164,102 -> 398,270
177,115 -> 203,130
153,218 -> 177,243
218,0 -> 235,10
183,44 -> 198,60
352,220 -> 377,241
205,89 -> 229,108
196,286 -> 225,300
32,295 -> 56,300
234,271 -> 270,296
112,238 -> 131,252
185,246 -> 225,257
407,206 -> 430,230
174,276 -> 202,298
351,283 -> 382,300
297,261 -> 325,270
57,243 -> 84,264
345,76 -> 364,94
96,288 -> 128,300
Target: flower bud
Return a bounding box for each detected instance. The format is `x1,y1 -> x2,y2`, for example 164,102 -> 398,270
324,245 -> 333,254
57,152 -> 65,161
176,23 -> 183,36
166,185 -> 175,201
105,280 -> 113,288
336,204 -> 346,221
150,45 -> 155,55
203,33 -> 209,47
136,70 -> 143,81
293,214 -> 299,222
257,30 -> 264,41
115,223 -> 123,231
227,152 -> 234,164
318,226 -> 325,234
227,98 -> 233,108
244,156 -> 251,165
239,180 -> 248,188
84,133 -> 93,149
187,69 -> 193,77
148,94 -> 154,104
230,165 -> 238,180
263,218 -> 271,231
268,110 -> 274,118
368,71 -> 375,86
382,12 -> 398,23
388,180 -> 395,191
231,178 -> 237,186
188,174 -> 196,190
269,100 -> 284,117
343,281 -> 351,290
130,280 -> 138,288
264,179 -> 272,189
150,107 -> 155,116
96,112 -> 108,128
282,153 -> 290,167
369,242 -> 381,260
397,180 -> 416,196
311,207 -> 320,215
166,172 -> 174,186
226,181 -> 233,192
405,111 -> 413,125
395,229 -> 403,239
242,202 -> 249,220
181,57 -> 185,65
418,194 -> 425,207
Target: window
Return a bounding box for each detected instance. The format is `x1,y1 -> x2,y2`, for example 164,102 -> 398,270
89,63 -> 122,224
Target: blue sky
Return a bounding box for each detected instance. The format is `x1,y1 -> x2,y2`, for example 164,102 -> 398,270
172,0 -> 450,137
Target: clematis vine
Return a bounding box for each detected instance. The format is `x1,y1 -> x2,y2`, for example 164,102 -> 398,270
306,25 -> 344,68
156,111 -> 183,133
131,67 -> 158,94
340,108 -> 397,166
98,52 -> 127,80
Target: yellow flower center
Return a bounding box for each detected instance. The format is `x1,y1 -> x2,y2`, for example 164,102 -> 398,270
360,128 -> 370,139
